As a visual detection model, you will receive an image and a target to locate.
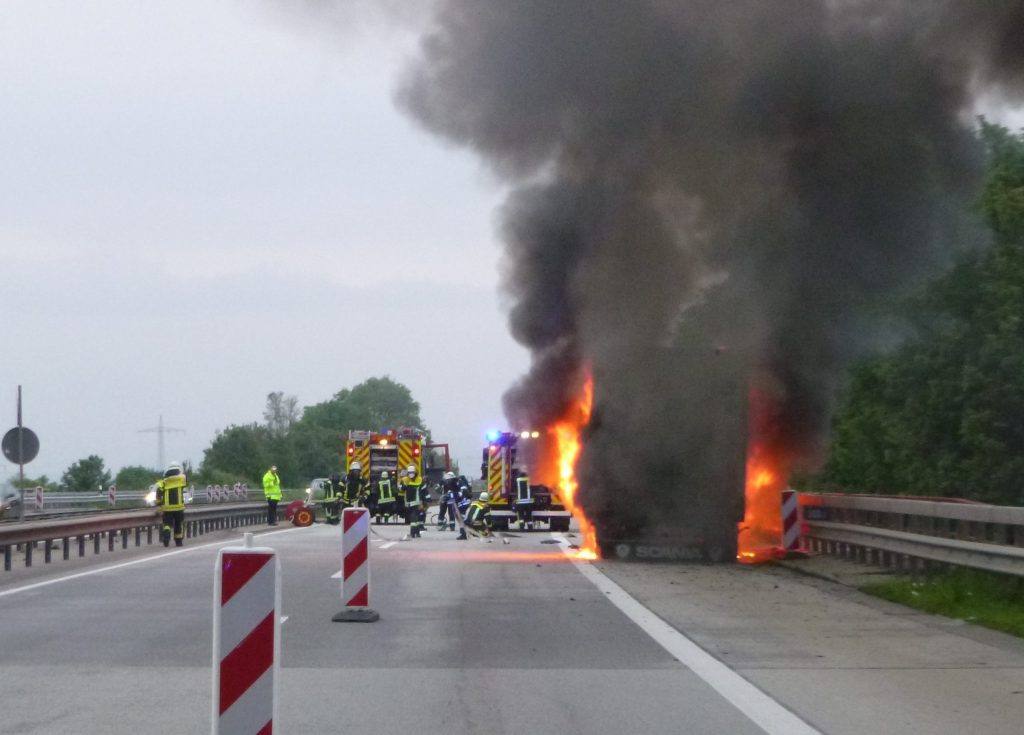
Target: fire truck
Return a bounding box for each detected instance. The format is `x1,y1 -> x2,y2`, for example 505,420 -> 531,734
344,428 -> 450,484
481,430 -> 572,532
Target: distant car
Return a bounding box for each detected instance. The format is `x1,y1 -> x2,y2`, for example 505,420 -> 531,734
0,485 -> 21,518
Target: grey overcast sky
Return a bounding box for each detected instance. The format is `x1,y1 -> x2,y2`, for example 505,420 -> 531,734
0,0 -> 528,481
2,2 -> 1022,484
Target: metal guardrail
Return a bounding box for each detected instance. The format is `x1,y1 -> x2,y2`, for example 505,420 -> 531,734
800,493 -> 1024,576
0,502 -> 280,572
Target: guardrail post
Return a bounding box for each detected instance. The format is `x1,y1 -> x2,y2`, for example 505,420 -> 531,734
44,539 -> 52,564
93,533 -> 100,555
135,527 -> 141,547
147,526 -> 153,545
25,542 -> 32,567
108,531 -> 115,552
62,537 -> 69,561
3,545 -> 10,571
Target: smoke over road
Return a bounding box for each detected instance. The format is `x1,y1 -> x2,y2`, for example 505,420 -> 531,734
397,1 -> 1024,543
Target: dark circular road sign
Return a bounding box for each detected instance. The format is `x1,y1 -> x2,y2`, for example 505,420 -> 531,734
2,427 -> 39,464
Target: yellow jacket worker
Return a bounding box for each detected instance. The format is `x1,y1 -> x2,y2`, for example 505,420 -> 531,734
156,464 -> 187,547
262,465 -> 282,526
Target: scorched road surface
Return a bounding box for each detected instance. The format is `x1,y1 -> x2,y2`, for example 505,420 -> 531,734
0,523 -> 773,734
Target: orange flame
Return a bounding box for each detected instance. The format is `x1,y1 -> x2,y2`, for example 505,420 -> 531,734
548,374 -> 599,559
737,388 -> 790,563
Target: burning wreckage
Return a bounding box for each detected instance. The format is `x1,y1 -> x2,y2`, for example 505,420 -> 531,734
396,1 -> 1024,560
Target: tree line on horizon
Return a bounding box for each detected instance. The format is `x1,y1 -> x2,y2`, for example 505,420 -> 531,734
11,376 -> 426,491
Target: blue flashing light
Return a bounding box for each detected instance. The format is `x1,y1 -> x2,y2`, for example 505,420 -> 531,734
485,430 -> 500,442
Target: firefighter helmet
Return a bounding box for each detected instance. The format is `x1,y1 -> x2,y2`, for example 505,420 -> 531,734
406,464 -> 416,474
443,471 -> 456,481
479,492 -> 490,502
164,464 -> 183,479
381,471 -> 390,479
350,461 -> 362,471
518,465 -> 528,474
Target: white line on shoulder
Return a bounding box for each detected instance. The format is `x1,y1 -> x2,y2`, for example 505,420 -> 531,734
552,535 -> 821,735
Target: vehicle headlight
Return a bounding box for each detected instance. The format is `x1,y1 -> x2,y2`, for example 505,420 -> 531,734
144,490 -> 157,506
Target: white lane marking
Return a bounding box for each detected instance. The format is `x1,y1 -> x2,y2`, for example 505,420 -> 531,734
330,570 -> 343,579
280,616 -> 289,624
379,541 -> 397,550
552,535 -> 821,735
0,526 -> 305,600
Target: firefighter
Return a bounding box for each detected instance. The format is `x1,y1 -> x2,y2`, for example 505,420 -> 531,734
322,473 -> 343,525
155,464 -> 187,547
437,471 -> 462,531
262,465 -> 282,526
513,465 -> 534,531
457,491 -> 491,540
376,470 -> 396,523
343,462 -> 365,507
401,465 -> 428,538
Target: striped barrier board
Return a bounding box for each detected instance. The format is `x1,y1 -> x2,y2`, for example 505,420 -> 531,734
332,507 -> 379,622
34,486 -> 43,511
782,489 -> 800,551
108,485 -> 116,506
212,537 -> 281,734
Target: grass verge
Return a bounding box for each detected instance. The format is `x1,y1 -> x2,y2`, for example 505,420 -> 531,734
861,568 -> 1024,638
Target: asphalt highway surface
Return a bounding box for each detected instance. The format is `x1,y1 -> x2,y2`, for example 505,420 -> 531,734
1,521 -> 1022,734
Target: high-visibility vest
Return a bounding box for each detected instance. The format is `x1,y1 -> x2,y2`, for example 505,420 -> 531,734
343,474 -> 363,502
324,480 -> 340,500
378,478 -> 395,503
157,475 -> 186,511
402,479 -> 424,507
516,475 -> 533,504
262,470 -> 282,501
466,501 -> 488,526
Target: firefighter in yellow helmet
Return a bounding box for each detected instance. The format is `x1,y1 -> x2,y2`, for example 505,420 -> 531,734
400,464 -> 428,538
457,491 -> 491,540
262,465 -> 282,526
155,464 -> 187,547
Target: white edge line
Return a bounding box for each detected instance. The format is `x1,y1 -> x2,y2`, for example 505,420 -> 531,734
280,616 -> 288,623
0,526 -> 305,600
330,570 -> 343,579
552,534 -> 822,735
379,541 -> 397,550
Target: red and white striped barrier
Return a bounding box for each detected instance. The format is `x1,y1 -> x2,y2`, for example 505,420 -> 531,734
212,535 -> 280,734
206,485 -> 213,502
107,484 -> 117,506
332,507 -> 379,622
34,485 -> 43,511
781,488 -> 801,552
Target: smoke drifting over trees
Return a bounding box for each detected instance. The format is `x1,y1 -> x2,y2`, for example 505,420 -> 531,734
396,1 -> 1024,540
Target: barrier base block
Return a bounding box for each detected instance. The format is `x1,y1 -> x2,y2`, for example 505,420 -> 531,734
332,608 -> 380,623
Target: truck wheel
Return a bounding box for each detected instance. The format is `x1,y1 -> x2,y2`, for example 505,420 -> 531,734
293,508 -> 314,527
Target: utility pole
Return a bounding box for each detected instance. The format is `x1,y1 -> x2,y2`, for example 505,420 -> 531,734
138,415 -> 185,469
17,386 -> 24,521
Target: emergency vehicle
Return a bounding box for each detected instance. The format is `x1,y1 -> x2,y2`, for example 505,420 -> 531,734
481,430 -> 572,532
344,428 -> 449,483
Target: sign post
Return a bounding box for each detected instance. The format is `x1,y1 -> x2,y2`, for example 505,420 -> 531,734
2,387 -> 40,522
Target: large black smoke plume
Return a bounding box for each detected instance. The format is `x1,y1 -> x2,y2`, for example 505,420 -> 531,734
398,1 -> 1024,542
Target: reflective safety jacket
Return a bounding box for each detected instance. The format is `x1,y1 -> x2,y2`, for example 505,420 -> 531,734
465,500 -> 489,527
515,474 -> 533,505
324,478 -> 342,501
377,477 -> 395,504
262,470 -> 282,501
343,472 -> 365,503
401,478 -> 425,508
157,474 -> 187,511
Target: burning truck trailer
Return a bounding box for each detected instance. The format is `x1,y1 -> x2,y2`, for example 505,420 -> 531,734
578,336 -> 750,563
